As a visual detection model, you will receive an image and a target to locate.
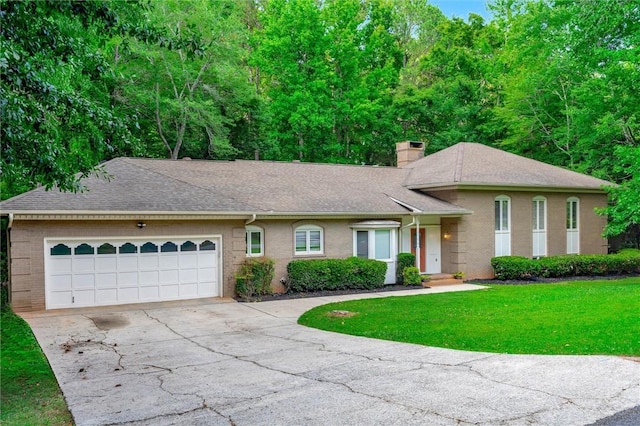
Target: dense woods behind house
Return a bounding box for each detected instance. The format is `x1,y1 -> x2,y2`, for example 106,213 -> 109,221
1,0 -> 638,245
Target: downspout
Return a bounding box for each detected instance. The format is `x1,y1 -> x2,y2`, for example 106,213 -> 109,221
6,213 -> 13,305
245,214 -> 256,225
401,214 -> 421,270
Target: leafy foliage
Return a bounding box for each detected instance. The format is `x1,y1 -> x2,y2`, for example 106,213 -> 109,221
286,257 -> 386,292
396,252 -> 416,284
491,253 -> 640,280
402,266 -> 422,286
0,0 -> 145,198
235,256 -> 275,300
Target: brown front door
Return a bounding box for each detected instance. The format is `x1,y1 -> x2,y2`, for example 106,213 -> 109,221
410,228 -> 426,272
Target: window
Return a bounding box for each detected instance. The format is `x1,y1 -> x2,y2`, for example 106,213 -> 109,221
161,242 -> 178,253
119,242 -> 138,254
295,225 -> 323,255
51,244 -> 71,256
141,242 -> 158,253
97,243 -> 117,255
355,229 -> 392,261
180,241 -> 197,252
246,226 -> 264,256
567,197 -> 580,254
494,195 -> 511,256
532,196 -> 547,257
74,243 -> 94,255
200,240 -> 216,251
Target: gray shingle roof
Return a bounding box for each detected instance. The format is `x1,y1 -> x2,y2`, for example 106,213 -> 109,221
0,157 -> 468,215
1,143 -> 610,216
403,143 -> 612,190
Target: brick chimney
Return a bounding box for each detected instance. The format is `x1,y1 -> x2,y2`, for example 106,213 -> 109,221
396,141 -> 425,167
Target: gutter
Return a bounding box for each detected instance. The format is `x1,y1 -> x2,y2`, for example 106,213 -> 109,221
7,213 -> 13,230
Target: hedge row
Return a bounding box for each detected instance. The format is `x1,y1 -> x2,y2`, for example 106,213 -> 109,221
491,251 -> 640,280
286,257 -> 387,292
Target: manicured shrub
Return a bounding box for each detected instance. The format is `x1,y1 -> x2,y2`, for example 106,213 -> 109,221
402,266 -> 422,286
492,252 -> 640,280
286,257 -> 386,293
396,252 -> 416,284
491,256 -> 537,280
235,257 -> 275,299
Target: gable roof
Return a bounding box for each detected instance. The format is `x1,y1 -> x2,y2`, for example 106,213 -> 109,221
0,157 -> 469,217
403,143 -> 611,191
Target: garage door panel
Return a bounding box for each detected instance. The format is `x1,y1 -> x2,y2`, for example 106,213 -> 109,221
179,269 -> 198,283
180,283 -> 198,297
74,289 -> 96,305
50,258 -> 72,273
96,256 -> 117,271
198,282 -> 216,296
160,285 -> 179,299
139,256 -> 159,270
96,289 -> 117,304
50,274 -> 72,291
46,237 -> 220,309
49,291 -> 72,307
180,254 -> 198,268
140,286 -> 159,300
96,273 -> 117,288
118,271 -> 138,286
160,270 -> 179,284
118,256 -> 138,271
140,270 -> 159,286
73,274 -> 95,288
160,254 -> 179,269
74,257 -> 95,272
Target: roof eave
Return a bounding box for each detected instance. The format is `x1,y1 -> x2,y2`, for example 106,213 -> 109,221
4,210 -> 471,220
407,183 -> 610,194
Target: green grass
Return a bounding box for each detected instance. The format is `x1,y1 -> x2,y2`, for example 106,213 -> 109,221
298,278 -> 640,355
1,308 -> 73,425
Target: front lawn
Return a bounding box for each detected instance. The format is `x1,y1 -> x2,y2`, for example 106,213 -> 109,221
298,278 -> 640,355
1,308 -> 73,425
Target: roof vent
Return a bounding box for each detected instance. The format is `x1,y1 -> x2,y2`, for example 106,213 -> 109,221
396,141 -> 425,167
181,157 -> 192,161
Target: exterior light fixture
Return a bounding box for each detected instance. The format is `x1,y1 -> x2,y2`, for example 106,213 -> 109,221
137,222 -> 146,229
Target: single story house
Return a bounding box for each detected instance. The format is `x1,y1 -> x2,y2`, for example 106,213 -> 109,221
0,142 -> 611,312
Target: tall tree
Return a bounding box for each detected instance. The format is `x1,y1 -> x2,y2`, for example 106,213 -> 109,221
114,0 -> 256,160
0,0 -> 145,198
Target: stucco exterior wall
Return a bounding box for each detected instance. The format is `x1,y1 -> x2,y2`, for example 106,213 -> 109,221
8,219 -> 245,312
429,190 -> 608,279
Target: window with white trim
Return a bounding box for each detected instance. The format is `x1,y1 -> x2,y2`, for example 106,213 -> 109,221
566,197 -> 580,254
532,196 -> 547,257
495,195 -> 511,256
245,225 -> 264,256
294,225 -> 323,255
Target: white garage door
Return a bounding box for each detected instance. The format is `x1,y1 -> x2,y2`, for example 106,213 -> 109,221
45,236 -> 221,309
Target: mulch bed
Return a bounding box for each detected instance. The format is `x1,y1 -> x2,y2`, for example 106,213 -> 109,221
235,284 -> 424,303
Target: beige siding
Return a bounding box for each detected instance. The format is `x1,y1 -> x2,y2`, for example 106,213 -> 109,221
429,190 -> 608,279
9,220 -> 245,312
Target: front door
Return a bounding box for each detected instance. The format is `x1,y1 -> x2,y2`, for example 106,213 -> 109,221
411,226 -> 441,274
425,225 -> 441,274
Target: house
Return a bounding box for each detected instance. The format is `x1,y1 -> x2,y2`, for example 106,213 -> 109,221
0,142 -> 611,312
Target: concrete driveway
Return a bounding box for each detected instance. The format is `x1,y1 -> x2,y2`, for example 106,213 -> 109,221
22,284 -> 640,426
